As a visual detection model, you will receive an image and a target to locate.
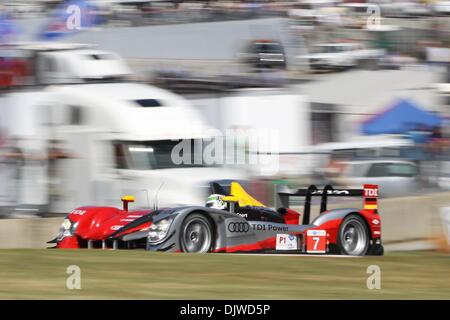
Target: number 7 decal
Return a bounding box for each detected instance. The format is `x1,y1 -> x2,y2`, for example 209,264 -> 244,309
306,230 -> 327,253
312,237 -> 320,251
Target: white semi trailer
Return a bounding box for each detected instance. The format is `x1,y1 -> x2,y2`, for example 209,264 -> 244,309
190,88 -> 313,178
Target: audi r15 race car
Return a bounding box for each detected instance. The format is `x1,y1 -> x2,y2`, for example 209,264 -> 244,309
50,182 -> 383,256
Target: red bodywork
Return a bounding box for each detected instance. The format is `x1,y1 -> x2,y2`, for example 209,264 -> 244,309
315,210 -> 381,245
56,207 -> 153,249
283,209 -> 301,225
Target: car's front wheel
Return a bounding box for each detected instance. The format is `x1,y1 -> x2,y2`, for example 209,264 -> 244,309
180,214 -> 213,253
337,214 -> 370,256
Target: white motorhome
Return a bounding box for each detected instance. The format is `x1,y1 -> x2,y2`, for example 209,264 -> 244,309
0,82 -> 244,214
313,136 -> 414,161
311,136 -> 415,178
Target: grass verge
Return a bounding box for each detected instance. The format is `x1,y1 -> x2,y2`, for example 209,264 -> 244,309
0,249 -> 448,299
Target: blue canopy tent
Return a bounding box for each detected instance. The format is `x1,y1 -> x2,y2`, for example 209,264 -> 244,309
361,99 -> 443,135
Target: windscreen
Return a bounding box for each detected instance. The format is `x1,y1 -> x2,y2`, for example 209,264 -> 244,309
253,43 -> 284,54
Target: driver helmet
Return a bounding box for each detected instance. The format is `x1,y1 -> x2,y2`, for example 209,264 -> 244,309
205,194 -> 227,210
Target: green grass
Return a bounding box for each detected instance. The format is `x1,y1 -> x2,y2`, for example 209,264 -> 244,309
0,249 -> 449,299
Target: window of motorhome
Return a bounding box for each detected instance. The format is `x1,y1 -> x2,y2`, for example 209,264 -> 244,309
348,163 -> 369,177
134,99 -> 163,107
294,3 -> 314,10
355,148 -> 377,158
330,149 -> 354,159
114,140 -> 209,170
332,147 -> 407,160
379,147 -> 402,158
352,6 -> 369,14
366,163 -> 417,178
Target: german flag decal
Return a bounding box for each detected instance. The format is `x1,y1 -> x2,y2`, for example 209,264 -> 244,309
363,184 -> 378,211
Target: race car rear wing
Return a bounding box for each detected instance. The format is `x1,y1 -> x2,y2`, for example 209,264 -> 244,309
275,184 -> 378,225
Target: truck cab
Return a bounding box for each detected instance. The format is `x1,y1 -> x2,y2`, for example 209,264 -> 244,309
1,42 -> 132,88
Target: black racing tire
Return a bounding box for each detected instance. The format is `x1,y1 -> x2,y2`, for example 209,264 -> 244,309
369,243 -> 384,256
337,214 -> 370,256
180,214 -> 213,253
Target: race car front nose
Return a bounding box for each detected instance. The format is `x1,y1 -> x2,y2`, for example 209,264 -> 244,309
57,219 -> 79,241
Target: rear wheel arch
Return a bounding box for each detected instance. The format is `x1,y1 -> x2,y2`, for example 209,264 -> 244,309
337,212 -> 371,256
344,212 -> 372,239
345,212 -> 384,256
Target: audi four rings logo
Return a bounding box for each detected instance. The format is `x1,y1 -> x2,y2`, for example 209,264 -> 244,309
228,222 -> 250,232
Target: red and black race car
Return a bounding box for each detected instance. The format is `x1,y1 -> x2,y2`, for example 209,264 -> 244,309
50,182 -> 383,256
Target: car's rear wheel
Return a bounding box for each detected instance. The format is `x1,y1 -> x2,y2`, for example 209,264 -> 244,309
180,214 -> 213,253
337,214 -> 369,256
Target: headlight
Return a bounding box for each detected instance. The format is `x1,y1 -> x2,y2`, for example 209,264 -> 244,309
61,219 -> 71,231
148,218 -> 173,243
57,219 -> 78,240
